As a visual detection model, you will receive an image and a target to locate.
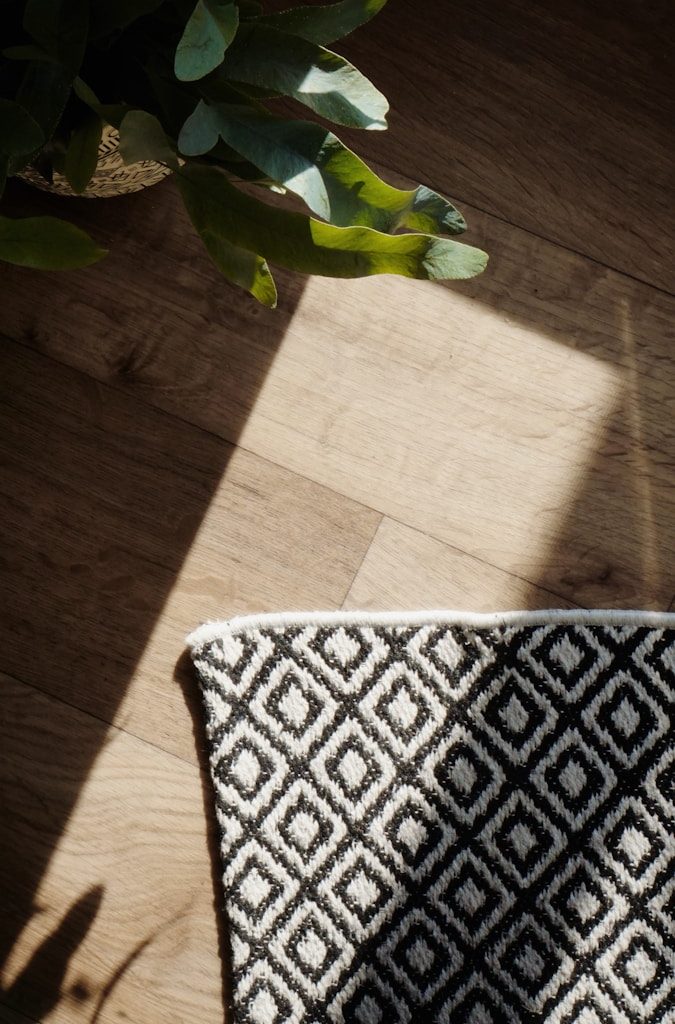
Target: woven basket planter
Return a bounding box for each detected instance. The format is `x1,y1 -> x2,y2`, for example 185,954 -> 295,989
17,125 -> 171,198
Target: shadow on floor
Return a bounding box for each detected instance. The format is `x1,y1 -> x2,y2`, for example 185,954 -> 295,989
0,178 -> 305,1020
0,0 -> 673,1018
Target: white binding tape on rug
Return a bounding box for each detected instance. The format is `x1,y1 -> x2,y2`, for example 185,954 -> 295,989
187,608 -> 675,650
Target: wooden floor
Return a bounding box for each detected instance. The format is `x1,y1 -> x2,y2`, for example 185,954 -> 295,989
1,1 -> 673,1020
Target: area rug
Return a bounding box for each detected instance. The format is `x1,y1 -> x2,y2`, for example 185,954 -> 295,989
188,611 -> 675,1024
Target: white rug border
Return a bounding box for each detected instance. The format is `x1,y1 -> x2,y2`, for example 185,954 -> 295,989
187,608 -> 675,651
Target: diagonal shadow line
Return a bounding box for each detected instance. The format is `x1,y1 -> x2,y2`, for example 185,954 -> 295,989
0,177 -> 306,1021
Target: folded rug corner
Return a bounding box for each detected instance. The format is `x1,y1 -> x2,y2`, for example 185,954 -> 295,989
189,610 -> 675,1024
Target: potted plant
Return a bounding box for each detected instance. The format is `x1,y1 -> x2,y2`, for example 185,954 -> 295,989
0,0 -> 487,305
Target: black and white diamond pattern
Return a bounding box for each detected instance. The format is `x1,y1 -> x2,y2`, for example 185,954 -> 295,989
190,615 -> 675,1023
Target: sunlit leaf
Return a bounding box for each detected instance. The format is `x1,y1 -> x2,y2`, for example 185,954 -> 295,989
180,103 -> 466,234
221,23 -> 388,129
177,164 -> 487,286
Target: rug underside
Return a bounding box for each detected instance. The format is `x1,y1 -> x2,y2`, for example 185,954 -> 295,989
189,612 -> 675,1024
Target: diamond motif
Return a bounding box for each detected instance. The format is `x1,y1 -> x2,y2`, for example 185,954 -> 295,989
191,616 -> 675,1024
582,669 -> 669,768
270,901 -> 351,998
544,855 -> 629,950
648,871 -> 675,934
211,721 -> 288,819
419,723 -> 505,825
226,841 -> 299,936
646,744 -> 675,820
310,720 -> 394,819
553,974 -> 630,1024
252,657 -> 338,756
334,963 -> 412,1024
406,625 -> 495,697
487,915 -> 575,1014
437,974 -> 512,1024
238,963 -> 305,1023
597,920 -> 675,1019
470,665 -> 558,763
591,797 -> 672,895
480,791 -> 564,887
380,907 -> 462,1003
518,625 -> 612,701
197,630 -> 276,697
631,630 -> 675,693
532,727 -> 616,829
359,661 -> 447,758
264,778 -> 348,873
295,625 -> 390,695
369,784 -> 455,881
320,841 -> 402,936
430,848 -> 514,942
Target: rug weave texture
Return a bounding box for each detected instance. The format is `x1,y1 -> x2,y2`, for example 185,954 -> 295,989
188,612 -> 675,1024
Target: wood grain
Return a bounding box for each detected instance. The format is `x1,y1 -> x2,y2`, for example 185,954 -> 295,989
343,518 -> 578,612
1,180 -> 673,608
338,0 -> 674,290
1,3 -> 673,1020
0,672 -> 225,1023
0,339 -> 380,761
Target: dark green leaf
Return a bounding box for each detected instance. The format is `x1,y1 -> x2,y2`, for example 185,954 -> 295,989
177,163 -> 487,284
0,214 -> 107,269
23,0 -> 88,75
73,79 -> 132,130
2,44 -> 56,62
118,110 -> 180,170
261,0 -> 387,45
0,98 -> 44,172
175,0 -> 239,82
178,163 -> 277,305
221,23 -> 388,129
64,110 -> 102,193
16,60 -> 72,139
179,103 -> 466,234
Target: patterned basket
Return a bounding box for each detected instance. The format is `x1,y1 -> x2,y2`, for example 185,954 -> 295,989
17,124 -> 171,198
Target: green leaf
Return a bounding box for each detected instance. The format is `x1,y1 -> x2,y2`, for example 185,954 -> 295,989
0,99 -> 44,172
177,164 -> 487,284
73,79 -> 131,129
64,110 -> 102,193
220,23 -> 388,129
118,110 -> 180,170
23,0 -> 88,75
16,60 -> 72,139
175,0 -> 239,82
261,0 -> 388,45
179,103 -> 466,234
0,215 -> 107,270
2,44 -> 57,62
178,162 -> 277,305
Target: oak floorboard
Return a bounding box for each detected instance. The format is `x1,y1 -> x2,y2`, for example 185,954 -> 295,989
2,177 -> 672,608
0,338 -> 380,761
337,0 -> 674,290
343,518 -> 578,612
0,672 -> 225,1024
